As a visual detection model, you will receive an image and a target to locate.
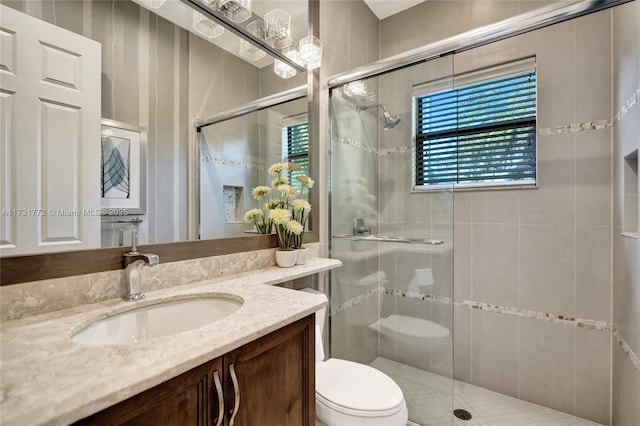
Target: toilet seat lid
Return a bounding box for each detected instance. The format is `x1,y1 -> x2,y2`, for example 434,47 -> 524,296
316,358 -> 404,415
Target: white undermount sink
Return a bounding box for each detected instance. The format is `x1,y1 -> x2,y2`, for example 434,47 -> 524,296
71,296 -> 243,346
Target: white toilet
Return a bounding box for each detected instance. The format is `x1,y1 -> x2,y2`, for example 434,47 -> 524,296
302,288 -> 409,426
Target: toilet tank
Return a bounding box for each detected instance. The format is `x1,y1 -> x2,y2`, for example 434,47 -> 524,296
300,288 -> 327,362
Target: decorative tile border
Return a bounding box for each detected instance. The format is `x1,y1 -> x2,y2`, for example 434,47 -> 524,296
615,87 -> 640,122
379,287 -> 610,330
329,285 -> 640,372
333,134 -> 378,154
612,327 -> 640,372
337,118 -> 618,156
329,286 -> 379,316
201,156 -> 265,171
538,119 -> 612,136
379,146 -> 412,156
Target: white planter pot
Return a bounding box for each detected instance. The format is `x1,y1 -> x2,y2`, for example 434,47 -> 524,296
275,249 -> 297,268
295,247 -> 309,265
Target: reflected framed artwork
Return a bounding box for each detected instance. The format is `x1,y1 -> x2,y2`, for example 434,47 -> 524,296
100,119 -> 147,215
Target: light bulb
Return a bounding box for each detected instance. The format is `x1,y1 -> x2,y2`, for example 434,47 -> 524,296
274,59 -> 296,79
193,11 -> 224,39
217,0 -> 252,23
264,9 -> 292,49
299,36 -> 322,70
144,0 -> 165,9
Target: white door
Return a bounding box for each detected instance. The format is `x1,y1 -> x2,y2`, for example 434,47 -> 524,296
0,5 -> 101,255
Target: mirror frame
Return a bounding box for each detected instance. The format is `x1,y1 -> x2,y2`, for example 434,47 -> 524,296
0,0 -> 320,286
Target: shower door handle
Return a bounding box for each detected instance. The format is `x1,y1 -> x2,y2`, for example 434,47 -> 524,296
333,234 -> 444,245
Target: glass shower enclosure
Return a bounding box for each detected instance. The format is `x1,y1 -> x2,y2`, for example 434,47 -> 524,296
329,56 -> 454,425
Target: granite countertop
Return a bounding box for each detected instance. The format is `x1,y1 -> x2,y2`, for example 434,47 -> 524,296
0,258 -> 341,426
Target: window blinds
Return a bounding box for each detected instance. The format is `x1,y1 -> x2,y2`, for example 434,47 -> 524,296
285,122 -> 309,191
415,69 -> 537,188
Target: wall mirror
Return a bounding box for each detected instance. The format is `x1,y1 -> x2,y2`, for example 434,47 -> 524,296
196,92 -> 308,240
0,0 -> 315,263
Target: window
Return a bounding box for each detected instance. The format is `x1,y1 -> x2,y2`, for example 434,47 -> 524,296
414,63 -> 537,190
282,119 -> 309,193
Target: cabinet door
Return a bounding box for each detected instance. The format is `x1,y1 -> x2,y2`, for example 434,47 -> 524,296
76,357 -> 223,426
223,315 -> 315,426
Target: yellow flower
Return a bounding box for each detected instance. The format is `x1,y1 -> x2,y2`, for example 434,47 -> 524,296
296,175 -> 314,189
284,219 -> 304,235
287,162 -> 302,172
268,162 -> 286,175
266,200 -> 281,210
244,208 -> 263,222
271,176 -> 287,189
251,186 -> 271,199
292,199 -> 311,213
269,208 -> 291,225
277,184 -> 297,197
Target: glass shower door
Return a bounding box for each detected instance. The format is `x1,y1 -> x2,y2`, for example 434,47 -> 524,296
329,55 -> 454,426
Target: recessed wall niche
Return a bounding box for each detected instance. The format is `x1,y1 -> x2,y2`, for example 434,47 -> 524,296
623,150 -> 639,237
223,185 -> 244,223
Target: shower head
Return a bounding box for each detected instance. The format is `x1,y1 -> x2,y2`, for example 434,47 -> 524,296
382,109 -> 402,130
356,103 -> 401,131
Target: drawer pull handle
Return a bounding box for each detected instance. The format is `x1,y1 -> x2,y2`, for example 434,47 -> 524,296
213,370 -> 224,426
229,363 -> 240,426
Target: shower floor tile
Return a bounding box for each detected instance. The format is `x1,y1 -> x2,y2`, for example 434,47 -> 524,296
370,357 -> 603,426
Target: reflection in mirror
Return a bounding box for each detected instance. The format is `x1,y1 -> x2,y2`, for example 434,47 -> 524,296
0,0 -> 307,256
198,96 -> 308,239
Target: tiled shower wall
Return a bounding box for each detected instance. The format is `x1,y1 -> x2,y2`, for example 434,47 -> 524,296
377,3 -> 629,424
612,1 -> 640,424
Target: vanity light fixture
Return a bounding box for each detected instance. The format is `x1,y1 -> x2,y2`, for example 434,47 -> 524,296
193,11 -> 225,39
264,9 -> 293,49
217,0 -> 252,23
240,39 -> 266,60
274,58 -> 297,79
283,41 -> 302,66
143,0 -> 166,9
298,35 -> 322,70
239,20 -> 267,61
344,81 -> 368,97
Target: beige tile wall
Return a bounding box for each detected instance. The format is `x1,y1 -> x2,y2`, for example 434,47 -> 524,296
376,4 -> 617,424
322,0 -> 381,363
612,1 -> 640,424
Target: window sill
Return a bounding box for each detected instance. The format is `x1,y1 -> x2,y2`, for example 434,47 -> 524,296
411,182 -> 538,193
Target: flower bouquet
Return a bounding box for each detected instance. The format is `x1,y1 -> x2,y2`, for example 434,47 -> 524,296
244,162 -> 314,265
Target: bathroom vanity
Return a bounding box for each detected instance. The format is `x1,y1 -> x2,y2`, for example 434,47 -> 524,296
0,258 -> 340,425
77,315 -> 314,425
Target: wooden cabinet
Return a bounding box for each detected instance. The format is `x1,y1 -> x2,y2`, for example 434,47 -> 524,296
223,314 -> 315,425
76,315 -> 315,426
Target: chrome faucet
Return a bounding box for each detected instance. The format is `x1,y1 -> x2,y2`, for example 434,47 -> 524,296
123,230 -> 159,301
353,218 -> 372,236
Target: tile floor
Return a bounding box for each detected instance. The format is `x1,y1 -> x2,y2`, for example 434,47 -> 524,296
318,357 -> 603,425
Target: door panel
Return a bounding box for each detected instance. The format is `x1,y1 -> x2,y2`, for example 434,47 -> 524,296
224,316 -> 314,426
0,5 -> 101,255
